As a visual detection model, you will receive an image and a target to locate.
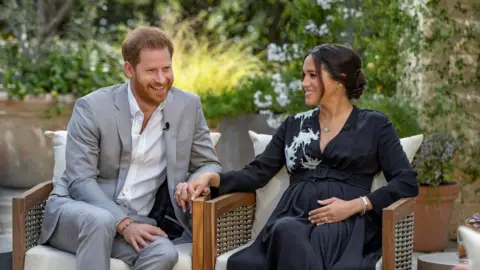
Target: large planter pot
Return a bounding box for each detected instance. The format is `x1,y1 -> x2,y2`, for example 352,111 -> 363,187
0,93 -> 73,189
413,183 -> 460,252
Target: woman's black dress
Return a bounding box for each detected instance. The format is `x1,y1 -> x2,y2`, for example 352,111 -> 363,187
215,106 -> 418,270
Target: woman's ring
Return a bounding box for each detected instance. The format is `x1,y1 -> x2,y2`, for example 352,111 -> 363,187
324,217 -> 328,223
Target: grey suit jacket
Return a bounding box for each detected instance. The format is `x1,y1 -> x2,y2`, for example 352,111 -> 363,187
39,83 -> 221,245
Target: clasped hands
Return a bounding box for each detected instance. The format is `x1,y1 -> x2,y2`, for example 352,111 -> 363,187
174,173 -> 214,213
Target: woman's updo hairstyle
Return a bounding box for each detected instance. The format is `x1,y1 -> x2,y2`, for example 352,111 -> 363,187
305,44 -> 367,99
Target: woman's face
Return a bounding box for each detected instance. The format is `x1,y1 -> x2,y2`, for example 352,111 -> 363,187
301,54 -> 340,106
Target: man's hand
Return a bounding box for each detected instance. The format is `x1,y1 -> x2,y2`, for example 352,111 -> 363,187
121,223 -> 167,253
308,197 -> 360,225
174,181 -> 212,213
174,183 -> 191,213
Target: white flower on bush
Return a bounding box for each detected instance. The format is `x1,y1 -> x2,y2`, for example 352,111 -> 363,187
254,74 -> 303,128
267,43 -> 286,62
258,109 -> 283,129
317,0 -> 338,9
102,63 -> 110,73
289,80 -> 302,91
254,90 -> 273,108
271,73 -> 298,107
304,20 -> 330,36
272,73 -> 282,82
342,7 -> 360,20
267,115 -> 284,129
276,93 -> 289,107
305,20 -> 317,32
400,0 -> 423,17
318,24 -> 330,36
268,43 -> 302,62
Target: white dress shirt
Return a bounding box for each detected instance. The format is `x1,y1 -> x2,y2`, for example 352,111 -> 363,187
117,82 -> 167,216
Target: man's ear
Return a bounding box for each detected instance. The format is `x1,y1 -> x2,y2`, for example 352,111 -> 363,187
124,61 -> 134,78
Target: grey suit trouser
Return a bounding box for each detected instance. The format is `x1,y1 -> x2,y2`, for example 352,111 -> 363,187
47,196 -> 179,270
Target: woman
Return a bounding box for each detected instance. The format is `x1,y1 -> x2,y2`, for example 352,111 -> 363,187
177,44 -> 419,269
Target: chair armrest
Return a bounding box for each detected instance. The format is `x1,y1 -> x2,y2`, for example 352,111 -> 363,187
203,192 -> 256,270
192,195 -> 210,270
12,181 -> 53,270
382,197 -> 415,270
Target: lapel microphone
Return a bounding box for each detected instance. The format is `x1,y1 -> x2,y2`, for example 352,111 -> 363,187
163,122 -> 170,131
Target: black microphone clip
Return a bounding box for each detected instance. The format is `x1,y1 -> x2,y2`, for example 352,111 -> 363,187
163,122 -> 170,131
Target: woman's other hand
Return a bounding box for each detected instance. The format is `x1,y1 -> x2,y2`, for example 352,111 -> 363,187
308,197 -> 363,225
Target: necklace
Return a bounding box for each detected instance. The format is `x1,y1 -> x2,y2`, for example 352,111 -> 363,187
321,127 -> 330,132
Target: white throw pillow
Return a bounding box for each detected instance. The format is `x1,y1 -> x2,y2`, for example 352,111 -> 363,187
45,130 -> 222,182
370,134 -> 423,191
248,130 -> 423,240
248,131 -> 290,240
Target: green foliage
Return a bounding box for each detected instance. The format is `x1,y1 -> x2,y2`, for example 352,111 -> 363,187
200,76 -> 268,127
275,0 -> 420,97
355,94 -> 422,138
410,0 -> 480,186
1,39 -> 125,99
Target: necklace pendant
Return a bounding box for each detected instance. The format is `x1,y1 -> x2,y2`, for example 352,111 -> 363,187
322,127 -> 330,132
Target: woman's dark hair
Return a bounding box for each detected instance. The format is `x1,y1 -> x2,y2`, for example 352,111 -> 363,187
303,44 -> 367,100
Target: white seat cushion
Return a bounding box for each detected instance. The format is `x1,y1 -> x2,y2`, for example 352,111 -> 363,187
214,240 -> 254,270
25,243 -> 192,270
25,245 -> 130,270
248,131 -> 290,239
174,243 -> 192,270
213,240 -> 382,270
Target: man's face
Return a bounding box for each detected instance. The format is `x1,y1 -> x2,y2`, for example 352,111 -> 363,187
124,47 -> 174,105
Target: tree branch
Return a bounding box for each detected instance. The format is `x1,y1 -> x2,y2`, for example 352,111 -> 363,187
36,0 -> 46,42
38,0 -> 73,43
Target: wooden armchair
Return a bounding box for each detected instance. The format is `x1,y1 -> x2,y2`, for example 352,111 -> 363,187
12,181 -> 207,270
200,192 -> 415,270
12,181 -> 52,270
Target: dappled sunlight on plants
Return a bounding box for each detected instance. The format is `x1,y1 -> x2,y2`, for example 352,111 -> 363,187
166,19 -> 264,96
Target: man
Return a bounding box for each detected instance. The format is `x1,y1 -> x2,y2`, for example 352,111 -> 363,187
38,26 -> 221,270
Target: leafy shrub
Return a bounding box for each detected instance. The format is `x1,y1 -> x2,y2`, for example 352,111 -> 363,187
355,93 -> 422,138
1,39 -> 125,99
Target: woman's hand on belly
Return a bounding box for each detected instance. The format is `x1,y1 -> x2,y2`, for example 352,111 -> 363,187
308,197 -> 364,225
